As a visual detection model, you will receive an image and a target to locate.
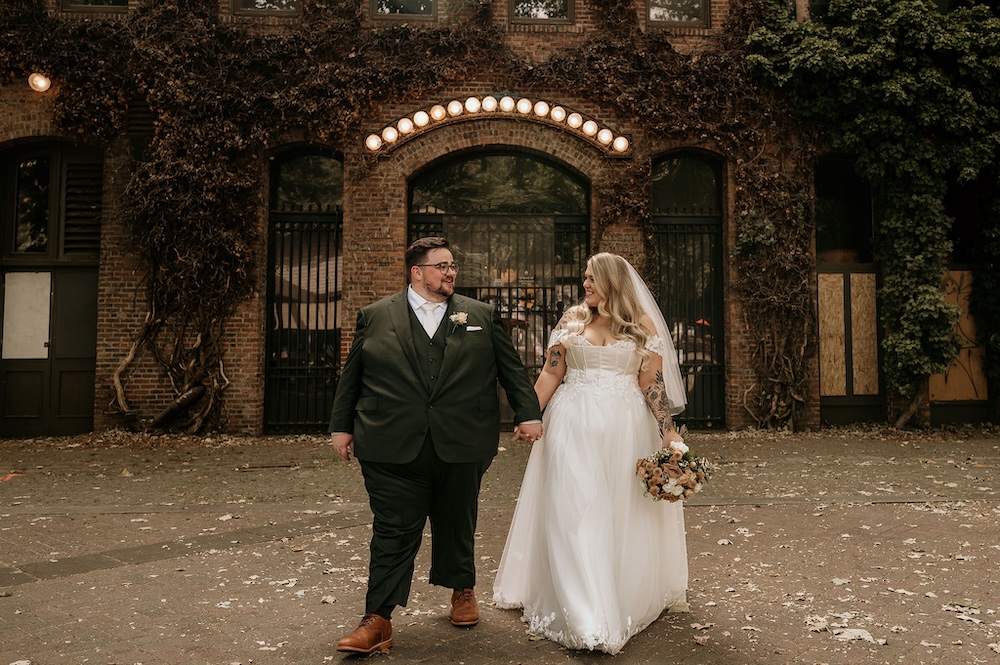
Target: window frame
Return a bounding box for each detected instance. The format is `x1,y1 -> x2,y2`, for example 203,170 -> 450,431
646,0 -> 710,29
369,0 -> 438,22
2,146 -> 103,265
232,0 -> 302,18
508,0 -> 575,25
59,0 -> 128,13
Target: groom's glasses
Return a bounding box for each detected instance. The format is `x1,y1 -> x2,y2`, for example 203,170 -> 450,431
416,262 -> 460,274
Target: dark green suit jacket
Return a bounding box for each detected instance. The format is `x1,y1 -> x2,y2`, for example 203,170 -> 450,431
329,291 -> 542,464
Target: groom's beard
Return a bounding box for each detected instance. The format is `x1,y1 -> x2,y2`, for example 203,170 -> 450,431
429,280 -> 455,301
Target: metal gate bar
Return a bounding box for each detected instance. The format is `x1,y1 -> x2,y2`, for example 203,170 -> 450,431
653,217 -> 725,429
264,211 -> 342,432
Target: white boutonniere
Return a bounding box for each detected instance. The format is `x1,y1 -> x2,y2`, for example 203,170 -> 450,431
450,312 -> 469,326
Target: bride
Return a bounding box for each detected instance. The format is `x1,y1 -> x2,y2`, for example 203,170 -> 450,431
493,252 -> 690,654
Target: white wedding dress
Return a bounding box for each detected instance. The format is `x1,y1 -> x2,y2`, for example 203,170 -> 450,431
493,332 -> 689,654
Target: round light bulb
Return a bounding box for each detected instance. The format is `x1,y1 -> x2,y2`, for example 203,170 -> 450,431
533,101 -> 550,117
597,128 -> 614,144
465,97 -> 481,113
567,113 -> 583,129
28,72 -> 50,92
612,136 -> 630,152
430,104 -> 447,121
499,96 -> 516,112
381,126 -> 399,143
516,98 -> 532,114
482,96 -> 498,112
365,134 -> 383,151
550,106 -> 566,122
582,120 -> 599,136
413,110 -> 430,127
447,100 -> 463,116
397,117 -> 414,134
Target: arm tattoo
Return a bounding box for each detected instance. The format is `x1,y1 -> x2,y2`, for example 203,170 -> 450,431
547,348 -> 562,368
643,370 -> 674,435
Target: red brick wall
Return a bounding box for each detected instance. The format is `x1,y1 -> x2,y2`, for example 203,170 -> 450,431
5,1 -> 824,434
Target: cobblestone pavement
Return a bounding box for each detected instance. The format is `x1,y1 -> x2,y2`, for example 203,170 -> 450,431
1,425 -> 999,665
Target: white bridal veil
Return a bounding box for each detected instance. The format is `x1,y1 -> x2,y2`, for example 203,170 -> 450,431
622,259 -> 687,416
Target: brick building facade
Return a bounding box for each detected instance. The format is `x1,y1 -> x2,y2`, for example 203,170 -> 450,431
0,0 -> 986,436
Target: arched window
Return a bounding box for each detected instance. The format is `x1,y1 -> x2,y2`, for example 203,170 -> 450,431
409,151 -> 590,399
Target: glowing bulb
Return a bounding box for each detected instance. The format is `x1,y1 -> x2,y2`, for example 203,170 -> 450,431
567,113 -> 583,129
447,100 -> 463,116
499,96 -> 516,112
533,101 -> 550,117
582,120 -> 598,136
397,117 -> 414,134
413,111 -> 430,127
597,128 -> 613,144
550,106 -> 566,122
365,134 -> 383,151
516,98 -> 532,114
482,96 -> 498,112
381,126 -> 399,143
430,104 -> 447,121
28,72 -> 50,92
612,136 -> 630,152
465,97 -> 481,113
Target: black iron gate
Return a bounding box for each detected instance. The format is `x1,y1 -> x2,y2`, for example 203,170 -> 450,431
264,210 -> 342,431
410,213 -> 588,379
653,217 -> 725,428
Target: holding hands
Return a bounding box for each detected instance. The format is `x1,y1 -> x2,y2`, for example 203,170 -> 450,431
514,421 -> 543,443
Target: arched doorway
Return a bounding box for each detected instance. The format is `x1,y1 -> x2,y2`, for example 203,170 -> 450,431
263,148 -> 344,432
651,152 -> 725,429
408,150 -> 590,398
0,144 -> 102,436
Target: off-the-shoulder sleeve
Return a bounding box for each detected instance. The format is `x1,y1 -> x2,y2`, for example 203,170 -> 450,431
645,334 -> 667,356
548,327 -> 571,349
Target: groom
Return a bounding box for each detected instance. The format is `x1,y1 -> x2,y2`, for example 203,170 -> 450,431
329,236 -> 543,654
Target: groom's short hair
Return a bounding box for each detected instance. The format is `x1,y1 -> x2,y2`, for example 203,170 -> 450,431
405,236 -> 450,281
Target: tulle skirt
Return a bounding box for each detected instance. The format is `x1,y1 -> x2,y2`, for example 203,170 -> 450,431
493,378 -> 689,654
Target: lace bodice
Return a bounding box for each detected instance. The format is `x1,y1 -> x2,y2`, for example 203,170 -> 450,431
549,332 -> 666,396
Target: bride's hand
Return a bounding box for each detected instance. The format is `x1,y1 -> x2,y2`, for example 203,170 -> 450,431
663,431 -> 687,452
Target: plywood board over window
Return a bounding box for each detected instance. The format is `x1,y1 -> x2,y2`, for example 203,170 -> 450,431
929,270 -> 988,402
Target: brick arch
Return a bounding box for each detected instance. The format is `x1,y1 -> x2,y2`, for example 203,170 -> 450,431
387,117 -> 615,186
341,118 -> 620,318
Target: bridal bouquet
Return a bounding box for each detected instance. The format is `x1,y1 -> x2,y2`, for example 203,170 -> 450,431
636,442 -> 716,502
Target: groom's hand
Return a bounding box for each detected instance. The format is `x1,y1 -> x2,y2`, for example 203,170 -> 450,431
331,432 -> 355,460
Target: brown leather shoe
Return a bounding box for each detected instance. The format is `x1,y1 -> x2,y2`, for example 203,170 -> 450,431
336,613 -> 393,654
450,588 -> 479,627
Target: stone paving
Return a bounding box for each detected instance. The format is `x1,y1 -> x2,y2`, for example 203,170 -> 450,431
1,426 -> 999,665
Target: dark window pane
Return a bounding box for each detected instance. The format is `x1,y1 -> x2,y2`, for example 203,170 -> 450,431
375,0 -> 434,15
815,155 -> 873,262
411,154 -> 587,215
235,0 -> 300,10
943,174 -> 987,265
513,0 -> 570,19
14,157 -> 50,254
651,156 -> 720,215
274,155 -> 344,212
649,0 -> 705,24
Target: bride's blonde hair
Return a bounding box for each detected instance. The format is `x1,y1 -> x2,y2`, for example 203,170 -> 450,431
560,253 -> 652,365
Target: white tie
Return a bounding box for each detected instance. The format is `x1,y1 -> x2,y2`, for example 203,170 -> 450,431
419,302 -> 441,338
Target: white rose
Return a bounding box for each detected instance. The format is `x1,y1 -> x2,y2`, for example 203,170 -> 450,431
669,441 -> 689,455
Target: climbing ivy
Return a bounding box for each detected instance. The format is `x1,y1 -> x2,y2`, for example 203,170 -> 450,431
747,0 -> 1000,426
0,0 -> 819,430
